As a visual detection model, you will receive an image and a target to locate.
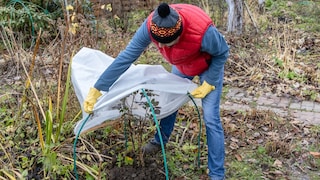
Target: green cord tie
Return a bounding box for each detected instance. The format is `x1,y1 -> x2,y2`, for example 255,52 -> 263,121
7,0 -> 36,45
141,88 -> 169,180
73,91 -> 202,179
73,114 -> 91,180
187,92 -> 202,168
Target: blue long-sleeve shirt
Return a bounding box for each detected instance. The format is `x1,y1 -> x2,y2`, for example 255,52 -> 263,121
94,20 -> 229,91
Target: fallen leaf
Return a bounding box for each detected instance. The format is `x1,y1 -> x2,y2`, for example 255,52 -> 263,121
229,142 -> 239,150
235,154 -> 242,161
230,137 -> 239,142
273,159 -> 283,167
310,152 -> 320,158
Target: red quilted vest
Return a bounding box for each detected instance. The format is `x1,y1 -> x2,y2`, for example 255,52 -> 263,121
147,4 -> 213,76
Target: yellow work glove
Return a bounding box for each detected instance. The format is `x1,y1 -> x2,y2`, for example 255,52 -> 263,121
191,80 -> 215,98
83,87 -> 102,114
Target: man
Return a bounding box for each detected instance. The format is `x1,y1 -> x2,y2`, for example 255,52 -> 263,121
83,3 -> 229,180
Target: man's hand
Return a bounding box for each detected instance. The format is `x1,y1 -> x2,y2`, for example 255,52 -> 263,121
191,80 -> 215,98
83,87 -> 102,114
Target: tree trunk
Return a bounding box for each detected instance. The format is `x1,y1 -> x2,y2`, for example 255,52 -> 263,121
226,0 -> 243,35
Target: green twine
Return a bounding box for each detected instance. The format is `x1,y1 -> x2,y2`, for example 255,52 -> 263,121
73,114 -> 91,180
187,92 -> 203,168
7,0 -> 36,45
141,88 -> 169,180
73,91 -> 203,179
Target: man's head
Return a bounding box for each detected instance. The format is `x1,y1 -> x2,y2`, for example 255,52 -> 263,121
150,3 -> 183,44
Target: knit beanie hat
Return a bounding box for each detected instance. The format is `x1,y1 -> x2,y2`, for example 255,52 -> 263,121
150,3 -> 183,44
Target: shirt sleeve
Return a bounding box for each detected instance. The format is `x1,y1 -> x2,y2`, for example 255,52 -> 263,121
94,20 -> 151,91
200,25 -> 229,87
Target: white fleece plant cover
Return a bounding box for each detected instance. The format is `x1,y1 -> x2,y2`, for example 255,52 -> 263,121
72,47 -> 198,135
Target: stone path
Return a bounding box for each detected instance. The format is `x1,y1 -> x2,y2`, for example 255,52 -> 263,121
222,88 -> 320,125
190,88 -> 320,125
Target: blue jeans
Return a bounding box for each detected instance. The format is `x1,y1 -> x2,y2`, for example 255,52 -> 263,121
154,65 -> 225,179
